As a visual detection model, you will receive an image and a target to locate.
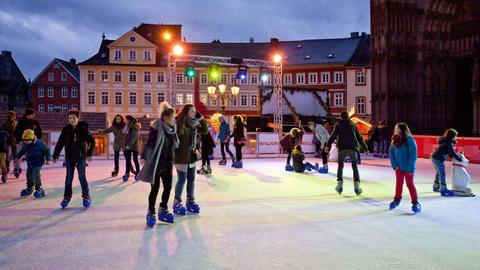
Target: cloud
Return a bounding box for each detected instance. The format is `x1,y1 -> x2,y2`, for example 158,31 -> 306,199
0,0 -> 370,79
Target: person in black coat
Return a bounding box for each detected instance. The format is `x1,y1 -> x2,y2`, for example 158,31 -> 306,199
229,115 -> 246,168
13,108 -> 42,177
198,127 -> 215,175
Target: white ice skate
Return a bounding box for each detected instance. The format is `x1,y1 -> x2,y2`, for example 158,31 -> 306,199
451,154 -> 475,197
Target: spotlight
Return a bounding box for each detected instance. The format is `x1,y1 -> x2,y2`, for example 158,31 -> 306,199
236,65 -> 248,80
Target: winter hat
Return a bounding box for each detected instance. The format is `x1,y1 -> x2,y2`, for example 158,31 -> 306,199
22,129 -> 35,141
6,111 -> 16,118
25,108 -> 35,116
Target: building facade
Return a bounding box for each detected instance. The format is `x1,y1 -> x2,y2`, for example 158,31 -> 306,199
0,50 -> 30,112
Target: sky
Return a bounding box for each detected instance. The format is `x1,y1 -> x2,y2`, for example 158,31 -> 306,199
0,0 -> 370,80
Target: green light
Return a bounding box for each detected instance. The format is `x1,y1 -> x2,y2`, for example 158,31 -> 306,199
208,64 -> 220,81
185,67 -> 196,78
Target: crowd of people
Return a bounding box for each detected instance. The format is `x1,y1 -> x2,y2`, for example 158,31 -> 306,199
0,104 -> 473,227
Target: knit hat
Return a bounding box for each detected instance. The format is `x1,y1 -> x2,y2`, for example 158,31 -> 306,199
22,129 -> 35,141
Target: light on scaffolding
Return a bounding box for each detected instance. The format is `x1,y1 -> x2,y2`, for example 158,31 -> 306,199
273,54 -> 282,63
163,32 -> 172,41
172,45 -> 183,56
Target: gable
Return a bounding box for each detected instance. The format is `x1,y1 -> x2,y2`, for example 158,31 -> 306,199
108,30 -> 157,49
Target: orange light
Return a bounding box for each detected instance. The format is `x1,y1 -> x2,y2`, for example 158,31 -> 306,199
273,54 -> 282,63
163,32 -> 172,41
172,45 -> 184,56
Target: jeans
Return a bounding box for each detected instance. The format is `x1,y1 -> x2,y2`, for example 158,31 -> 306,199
124,150 -> 140,175
431,158 -> 446,187
295,162 -> 315,173
201,148 -> 210,166
286,149 -> 292,165
113,150 -> 121,170
337,149 -> 360,182
235,145 -> 243,162
220,142 -> 233,160
380,140 -> 389,155
321,145 -> 329,165
174,166 -> 196,203
148,172 -> 173,212
394,169 -> 418,203
26,166 -> 42,189
64,159 -> 89,198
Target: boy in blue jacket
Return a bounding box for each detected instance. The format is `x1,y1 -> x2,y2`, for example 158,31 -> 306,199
388,123 -> 420,213
16,129 -> 52,198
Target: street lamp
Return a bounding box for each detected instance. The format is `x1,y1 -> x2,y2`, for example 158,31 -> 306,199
208,83 -> 240,113
173,45 -> 183,56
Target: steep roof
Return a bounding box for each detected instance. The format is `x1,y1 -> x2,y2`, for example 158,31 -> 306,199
347,34 -> 371,67
32,58 -> 80,84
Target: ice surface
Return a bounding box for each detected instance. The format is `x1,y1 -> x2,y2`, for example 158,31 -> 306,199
0,157 -> 479,270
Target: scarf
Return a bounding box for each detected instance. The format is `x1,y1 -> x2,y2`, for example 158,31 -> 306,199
186,117 -> 198,151
162,121 -> 179,148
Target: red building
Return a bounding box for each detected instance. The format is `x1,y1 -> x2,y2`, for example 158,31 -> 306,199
31,58 -> 80,113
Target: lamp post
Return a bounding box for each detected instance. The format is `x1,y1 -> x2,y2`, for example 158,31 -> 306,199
207,83 -> 240,113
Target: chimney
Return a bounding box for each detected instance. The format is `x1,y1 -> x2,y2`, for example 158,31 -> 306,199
249,37 -> 254,44
70,58 -> 76,66
361,32 -> 367,37
350,32 -> 359,38
1,51 -> 12,58
270,38 -> 279,49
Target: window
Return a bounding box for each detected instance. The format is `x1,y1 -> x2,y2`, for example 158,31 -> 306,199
87,70 -> 95,82
200,73 -> 208,85
101,92 -> 109,105
296,73 -> 305,84
240,94 -> 248,106
186,93 -> 194,104
38,104 -> 45,112
356,97 -> 366,115
356,70 -> 366,84
220,73 -> 227,84
62,104 -> 68,112
144,51 -> 151,61
61,72 -> 68,81
333,92 -> 344,107
129,92 -> 137,105
129,50 -> 136,60
38,87 -> 44,98
308,72 -> 318,84
200,94 -> 207,105
47,87 -> 54,98
61,87 -> 68,98
72,104 -> 78,110
321,72 -> 330,83
144,92 -> 152,105
186,75 -> 193,84
230,95 -> 237,106
144,71 -> 151,83
334,71 -> 344,83
53,63 -> 60,68
284,74 -> 292,85
114,71 -> 122,82
48,72 -> 54,81
176,73 -> 184,84
88,91 -> 95,105
176,93 -> 184,105
157,72 -> 165,83
129,71 -> 136,82
114,50 -> 122,60
230,74 -> 237,85
129,36 -> 136,43
157,92 -> 165,104
115,92 -> 122,105
71,87 -> 78,98
250,94 -> 258,107
101,71 -> 108,82
48,104 -> 54,112
250,74 -> 258,85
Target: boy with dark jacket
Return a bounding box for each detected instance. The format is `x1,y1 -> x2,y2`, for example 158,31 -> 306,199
53,110 -> 95,209
14,108 -> 42,178
16,129 -> 52,198
1,111 -> 17,178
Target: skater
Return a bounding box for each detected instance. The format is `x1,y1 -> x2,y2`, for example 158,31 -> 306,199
325,111 -> 369,196
280,127 -> 303,171
308,121 -> 330,173
1,111 -> 17,179
388,123 -> 421,213
16,129 -> 52,198
97,114 -> 126,177
230,115 -> 246,169
198,125 -> 215,176
52,110 -> 95,209
13,108 -> 42,178
173,104 -> 208,215
292,145 -> 319,173
138,102 -> 179,226
0,125 -> 8,183
217,115 -> 234,165
430,128 -> 463,196
123,115 -> 141,181
377,120 -> 390,158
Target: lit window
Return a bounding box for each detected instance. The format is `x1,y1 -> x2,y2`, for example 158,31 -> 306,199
186,93 -> 194,104
176,93 -> 184,105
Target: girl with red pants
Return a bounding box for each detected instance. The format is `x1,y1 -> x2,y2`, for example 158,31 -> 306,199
388,123 -> 421,214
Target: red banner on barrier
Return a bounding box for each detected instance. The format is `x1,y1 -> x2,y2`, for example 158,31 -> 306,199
413,135 -> 480,164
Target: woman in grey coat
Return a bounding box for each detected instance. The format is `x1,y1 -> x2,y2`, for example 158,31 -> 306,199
98,114 -> 126,177
123,115 -> 141,181
138,103 -> 179,227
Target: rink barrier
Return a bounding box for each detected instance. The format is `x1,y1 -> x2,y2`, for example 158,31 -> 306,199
414,135 -> 480,164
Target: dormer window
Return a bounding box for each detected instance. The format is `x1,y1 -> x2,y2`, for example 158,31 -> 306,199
114,50 -> 122,60
144,51 -> 151,61
129,50 -> 136,60
129,36 -> 136,43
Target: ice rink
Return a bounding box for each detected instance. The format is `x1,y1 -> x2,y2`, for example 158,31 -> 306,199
0,157 -> 479,270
